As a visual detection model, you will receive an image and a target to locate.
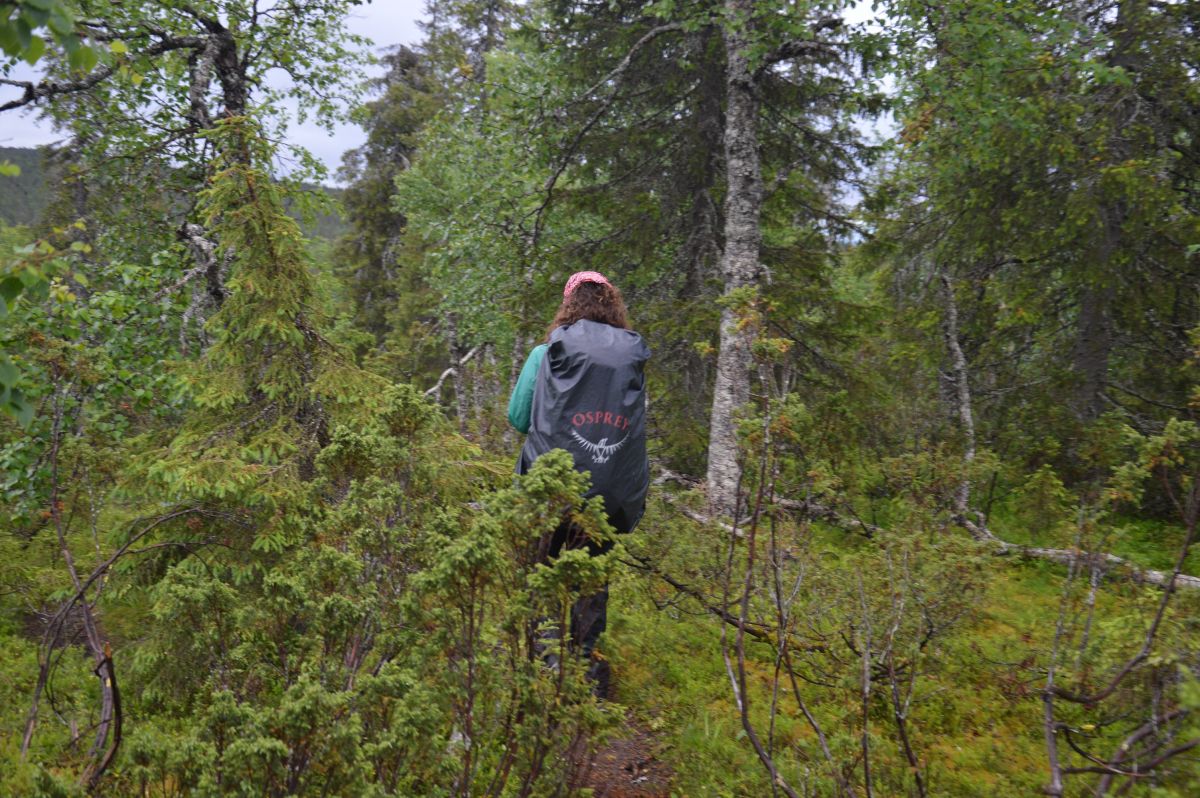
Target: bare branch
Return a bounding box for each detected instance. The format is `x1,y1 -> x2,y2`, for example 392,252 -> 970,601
1,35 -> 206,114
622,552 -> 804,650
757,17 -> 844,75
425,345 -> 482,399
658,490 -> 743,538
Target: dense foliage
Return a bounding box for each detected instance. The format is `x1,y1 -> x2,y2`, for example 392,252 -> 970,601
1,0 -> 1197,796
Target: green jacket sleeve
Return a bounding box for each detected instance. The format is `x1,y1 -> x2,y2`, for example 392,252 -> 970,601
507,344 -> 547,434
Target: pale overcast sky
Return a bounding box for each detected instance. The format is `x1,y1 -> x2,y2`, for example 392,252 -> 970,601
0,1 -> 427,177
1,2 -> 887,179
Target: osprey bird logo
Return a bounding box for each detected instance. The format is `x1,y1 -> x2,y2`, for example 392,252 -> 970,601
569,429 -> 627,464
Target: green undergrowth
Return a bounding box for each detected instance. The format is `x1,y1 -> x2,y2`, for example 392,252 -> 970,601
602,492 -> 1197,798
4,470 -> 1194,796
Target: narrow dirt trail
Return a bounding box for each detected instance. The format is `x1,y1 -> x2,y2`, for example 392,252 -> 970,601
573,715 -> 674,798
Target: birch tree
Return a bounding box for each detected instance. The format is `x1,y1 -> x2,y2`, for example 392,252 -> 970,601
706,1 -> 849,514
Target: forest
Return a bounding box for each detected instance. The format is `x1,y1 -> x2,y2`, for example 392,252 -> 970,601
0,0 -> 1198,796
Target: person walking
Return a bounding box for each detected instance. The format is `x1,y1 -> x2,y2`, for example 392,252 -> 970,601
507,271 -> 650,696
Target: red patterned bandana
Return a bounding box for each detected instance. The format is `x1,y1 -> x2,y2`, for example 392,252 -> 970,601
563,271 -> 611,297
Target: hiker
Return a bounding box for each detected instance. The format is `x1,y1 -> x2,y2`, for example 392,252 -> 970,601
507,271 -> 650,693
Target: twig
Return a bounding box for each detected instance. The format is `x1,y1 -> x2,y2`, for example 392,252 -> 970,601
425,345 -> 482,399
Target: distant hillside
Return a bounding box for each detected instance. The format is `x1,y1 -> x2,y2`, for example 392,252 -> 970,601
0,146 -> 52,227
0,146 -> 347,239
288,184 -> 349,241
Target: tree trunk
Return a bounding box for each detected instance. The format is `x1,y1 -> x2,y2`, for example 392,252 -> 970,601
1070,281 -> 1114,423
1070,0 -> 1141,424
706,0 -> 763,516
941,273 -> 976,519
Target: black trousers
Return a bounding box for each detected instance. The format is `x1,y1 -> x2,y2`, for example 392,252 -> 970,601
538,521 -> 614,657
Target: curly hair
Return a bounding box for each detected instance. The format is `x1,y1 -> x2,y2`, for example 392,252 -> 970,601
546,280 -> 629,340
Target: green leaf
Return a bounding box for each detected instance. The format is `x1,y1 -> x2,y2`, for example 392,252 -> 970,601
68,43 -> 97,72
0,161 -> 20,177
0,23 -> 21,56
23,0 -> 57,11
22,33 -> 44,64
11,389 -> 34,427
0,358 -> 17,388
13,16 -> 32,51
0,276 -> 23,304
18,267 -> 44,287
47,8 -> 74,37
109,39 -> 127,55
20,5 -> 50,28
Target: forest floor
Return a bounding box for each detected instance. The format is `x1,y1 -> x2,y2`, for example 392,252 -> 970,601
576,713 -> 674,798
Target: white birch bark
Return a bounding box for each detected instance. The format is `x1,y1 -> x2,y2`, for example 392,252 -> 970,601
706,0 -> 763,515
941,273 -> 975,518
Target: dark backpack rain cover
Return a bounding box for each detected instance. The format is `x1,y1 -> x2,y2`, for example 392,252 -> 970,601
519,319 -> 650,533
